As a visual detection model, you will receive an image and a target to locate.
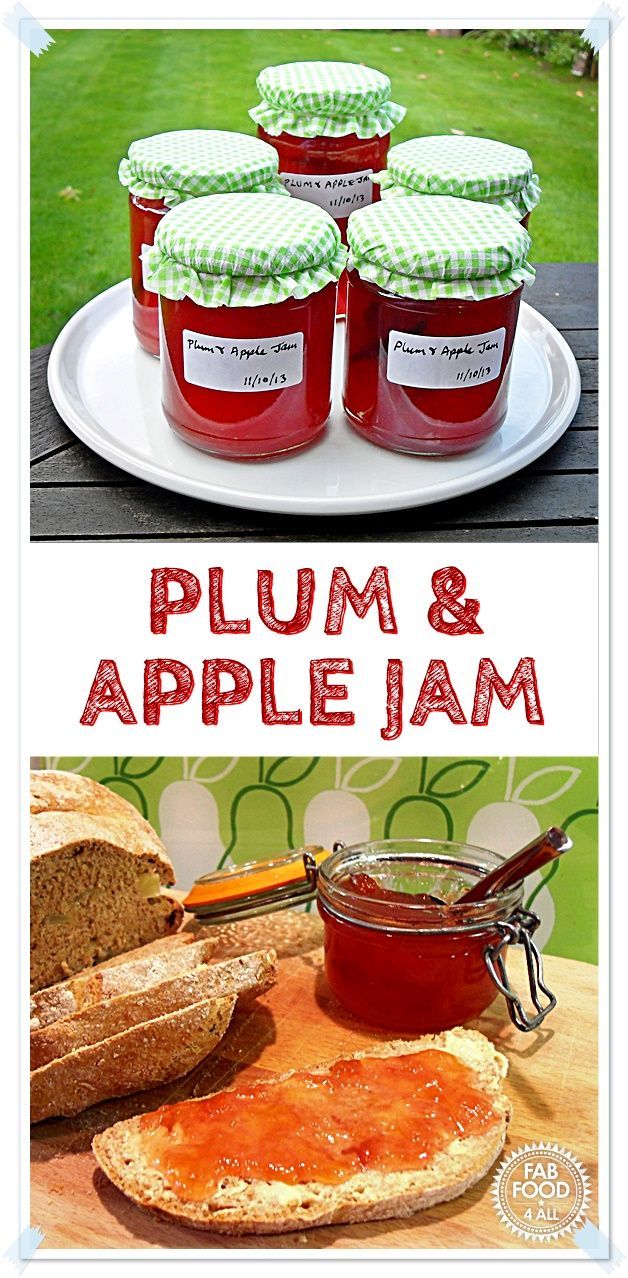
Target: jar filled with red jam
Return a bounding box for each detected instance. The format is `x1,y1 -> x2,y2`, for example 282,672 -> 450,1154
343,195 -> 534,455
316,839 -> 556,1034
250,61 -> 406,317
376,134 -> 541,231
118,130 -> 287,356
146,192 -> 346,458
182,840 -> 556,1037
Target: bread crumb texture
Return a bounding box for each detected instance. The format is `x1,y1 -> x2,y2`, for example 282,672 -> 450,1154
30,771 -> 180,991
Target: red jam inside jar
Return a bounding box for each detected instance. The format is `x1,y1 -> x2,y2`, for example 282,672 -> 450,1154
317,840 -> 523,1033
343,272 -> 523,456
128,191 -> 168,356
160,283 -> 337,458
258,127 -> 389,317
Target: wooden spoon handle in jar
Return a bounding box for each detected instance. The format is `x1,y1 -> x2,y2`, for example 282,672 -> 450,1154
457,827 -> 572,904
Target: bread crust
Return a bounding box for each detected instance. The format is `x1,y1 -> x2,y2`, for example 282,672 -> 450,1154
31,949 -> 277,1068
30,769 -> 174,882
31,770 -> 152,818
31,994 -> 237,1124
92,1029 -> 511,1235
30,937 -> 218,1031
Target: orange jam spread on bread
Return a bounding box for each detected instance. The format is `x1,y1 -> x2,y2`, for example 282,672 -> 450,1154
137,1050 -> 498,1200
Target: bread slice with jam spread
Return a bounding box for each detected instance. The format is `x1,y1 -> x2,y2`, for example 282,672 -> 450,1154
92,1028 -> 511,1235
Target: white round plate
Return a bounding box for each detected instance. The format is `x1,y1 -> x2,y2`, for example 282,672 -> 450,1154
48,280 -> 580,517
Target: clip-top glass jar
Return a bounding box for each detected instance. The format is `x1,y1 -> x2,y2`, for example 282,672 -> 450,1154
343,195 -> 534,455
250,61 -> 406,316
182,838 -> 557,1035
316,839 -> 556,1034
145,192 -> 346,457
118,130 -> 287,356
376,134 -> 541,230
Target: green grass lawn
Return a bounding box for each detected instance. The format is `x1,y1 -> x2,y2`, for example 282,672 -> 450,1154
30,28 -> 598,347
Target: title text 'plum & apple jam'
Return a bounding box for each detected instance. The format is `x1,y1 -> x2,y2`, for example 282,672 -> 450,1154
250,61 -> 406,316
344,195 -> 535,455
118,130 -> 287,355
145,192 -> 346,457
376,134 -> 541,230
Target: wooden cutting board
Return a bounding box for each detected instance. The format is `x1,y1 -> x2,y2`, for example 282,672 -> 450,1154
31,911 -> 598,1252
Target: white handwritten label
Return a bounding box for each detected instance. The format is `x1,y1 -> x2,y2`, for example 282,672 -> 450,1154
141,243 -> 158,294
281,168 -> 374,218
182,329 -> 304,393
387,327 -> 506,390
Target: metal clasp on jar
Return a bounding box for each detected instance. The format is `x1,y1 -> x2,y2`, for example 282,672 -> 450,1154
484,907 -> 557,1032
303,840 -> 344,887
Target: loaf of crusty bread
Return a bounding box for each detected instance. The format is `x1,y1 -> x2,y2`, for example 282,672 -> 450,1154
30,771 -> 183,992
92,1028 -> 510,1235
31,948 -> 277,1068
31,995 -> 237,1123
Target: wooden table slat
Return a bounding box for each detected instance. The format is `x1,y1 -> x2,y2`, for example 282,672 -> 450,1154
30,470 -> 597,541
559,329 -> 598,360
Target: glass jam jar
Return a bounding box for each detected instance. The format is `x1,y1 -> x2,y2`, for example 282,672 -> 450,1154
147,192 -> 346,458
250,61 -> 406,317
344,195 -> 534,455
182,840 -> 557,1036
377,134 -> 541,231
317,839 -> 556,1034
118,130 -> 287,356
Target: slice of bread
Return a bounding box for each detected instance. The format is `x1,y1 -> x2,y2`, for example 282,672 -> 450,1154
92,1028 -> 510,1235
30,938 -> 219,1032
31,949 -> 277,1068
31,994 -> 236,1123
30,770 -> 182,992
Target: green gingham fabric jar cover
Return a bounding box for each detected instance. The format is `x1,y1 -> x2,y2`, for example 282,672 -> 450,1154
118,130 -> 288,207
377,135 -> 541,220
144,192 -> 348,308
249,61 -> 406,139
347,195 -> 535,302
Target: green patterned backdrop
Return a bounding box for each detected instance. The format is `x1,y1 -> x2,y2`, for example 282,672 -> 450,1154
39,756 -> 598,964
